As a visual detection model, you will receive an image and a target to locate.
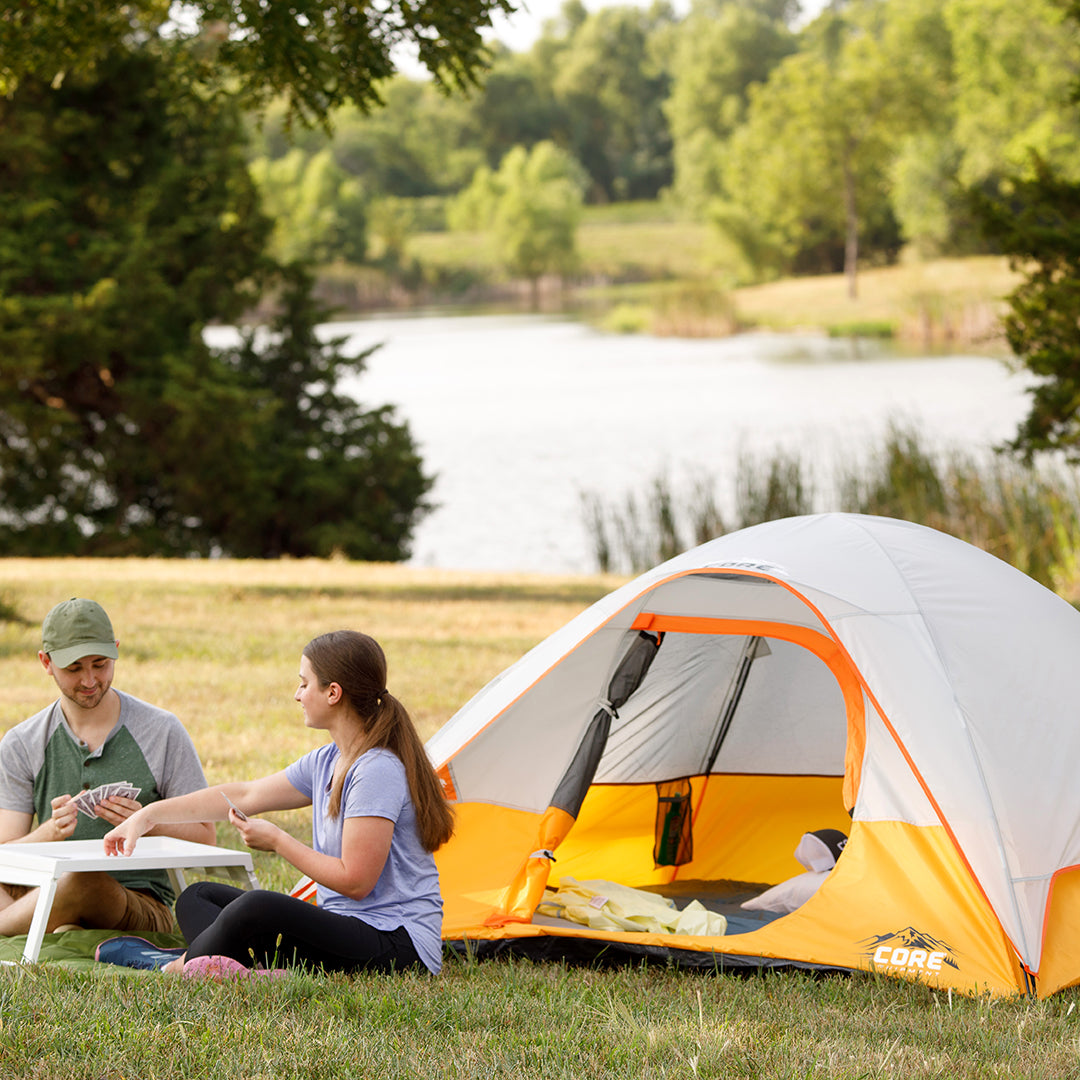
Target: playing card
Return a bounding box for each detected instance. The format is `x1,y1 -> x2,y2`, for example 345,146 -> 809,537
71,781 -> 141,817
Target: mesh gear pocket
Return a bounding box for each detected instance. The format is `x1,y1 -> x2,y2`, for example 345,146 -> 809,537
654,779 -> 693,866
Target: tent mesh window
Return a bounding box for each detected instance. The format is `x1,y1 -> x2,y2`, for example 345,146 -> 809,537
654,779 -> 693,866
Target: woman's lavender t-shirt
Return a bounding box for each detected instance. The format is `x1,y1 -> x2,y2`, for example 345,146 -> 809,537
285,744 -> 443,973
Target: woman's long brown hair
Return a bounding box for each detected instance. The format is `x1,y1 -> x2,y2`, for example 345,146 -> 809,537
302,630 -> 454,852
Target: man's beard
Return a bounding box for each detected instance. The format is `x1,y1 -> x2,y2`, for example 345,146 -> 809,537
65,684 -> 109,710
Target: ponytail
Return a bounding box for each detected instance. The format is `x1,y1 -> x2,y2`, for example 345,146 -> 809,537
304,632 -> 454,851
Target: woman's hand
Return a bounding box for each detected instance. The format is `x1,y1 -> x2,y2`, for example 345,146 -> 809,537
227,809 -> 283,853
103,807 -> 153,856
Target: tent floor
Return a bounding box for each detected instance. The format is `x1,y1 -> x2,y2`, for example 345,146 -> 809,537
446,878 -> 851,975
639,877 -> 785,936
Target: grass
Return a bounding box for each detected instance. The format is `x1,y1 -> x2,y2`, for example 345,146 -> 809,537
405,219 -> 712,285
0,559 -> 612,878
2,956 -> 1080,1078
727,255 -> 1021,346
3,558 -> 1080,1076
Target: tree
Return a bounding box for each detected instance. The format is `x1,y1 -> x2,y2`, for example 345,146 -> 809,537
249,148 -> 368,264
547,3 -> 676,202
450,142 -> 586,302
967,0 -> 1080,463
946,0 -> 1080,187
203,265 -> 434,559
864,0 -> 1080,261
663,0 -> 797,214
716,1 -> 926,292
467,51 -> 568,171
0,0 -> 518,127
0,50 -> 431,557
973,161 -> 1080,460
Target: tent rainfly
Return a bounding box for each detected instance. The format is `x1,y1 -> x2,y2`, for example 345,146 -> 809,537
427,514 -> 1080,997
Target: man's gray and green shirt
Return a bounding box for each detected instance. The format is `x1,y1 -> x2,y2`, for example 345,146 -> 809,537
0,691 -> 208,905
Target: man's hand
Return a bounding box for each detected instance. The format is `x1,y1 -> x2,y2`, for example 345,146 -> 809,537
48,795 -> 78,841
93,795 -> 142,828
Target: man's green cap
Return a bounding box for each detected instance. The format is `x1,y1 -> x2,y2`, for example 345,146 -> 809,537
42,598 -> 119,668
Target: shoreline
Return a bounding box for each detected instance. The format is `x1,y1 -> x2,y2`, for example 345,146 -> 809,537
310,254 -> 1020,350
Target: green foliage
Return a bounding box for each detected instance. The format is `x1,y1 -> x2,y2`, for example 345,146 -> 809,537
716,1 -> 923,289
0,50 -> 270,554
0,0 -> 517,126
252,80 -> 487,199
946,0 -> 1080,186
663,0 -> 797,213
450,142 -> 586,286
468,51 -> 569,171
972,158 -> 1080,461
207,265 -> 434,560
0,53 -> 430,559
962,1 -> 1080,466
547,4 -> 676,202
250,149 -> 367,264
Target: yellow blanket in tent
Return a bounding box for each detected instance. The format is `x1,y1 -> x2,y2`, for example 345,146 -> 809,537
536,877 -> 727,936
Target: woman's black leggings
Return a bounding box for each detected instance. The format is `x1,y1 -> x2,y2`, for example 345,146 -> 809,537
176,882 -> 425,974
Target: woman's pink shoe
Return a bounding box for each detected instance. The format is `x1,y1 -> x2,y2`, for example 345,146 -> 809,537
183,954 -> 249,980
183,954 -> 287,980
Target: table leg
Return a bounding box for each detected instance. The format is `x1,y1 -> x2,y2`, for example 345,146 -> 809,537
22,876 -> 59,964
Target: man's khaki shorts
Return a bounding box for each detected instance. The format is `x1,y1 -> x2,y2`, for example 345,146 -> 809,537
1,879 -> 174,934
116,887 -> 174,934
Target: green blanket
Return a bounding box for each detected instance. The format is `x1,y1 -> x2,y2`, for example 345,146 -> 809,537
0,928 -> 186,972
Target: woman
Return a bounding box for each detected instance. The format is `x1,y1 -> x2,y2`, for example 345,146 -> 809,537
104,630 -> 454,976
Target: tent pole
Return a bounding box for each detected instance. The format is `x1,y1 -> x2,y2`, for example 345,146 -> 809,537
701,635 -> 762,777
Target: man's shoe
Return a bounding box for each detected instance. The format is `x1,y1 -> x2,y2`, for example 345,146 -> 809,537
94,935 -> 186,970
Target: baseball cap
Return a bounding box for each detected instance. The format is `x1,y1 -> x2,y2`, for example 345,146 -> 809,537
41,598 -> 119,668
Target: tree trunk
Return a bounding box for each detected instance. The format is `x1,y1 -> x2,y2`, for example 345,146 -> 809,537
843,149 -> 858,301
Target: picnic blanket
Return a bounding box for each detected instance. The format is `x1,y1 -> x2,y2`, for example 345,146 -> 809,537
0,929 -> 185,972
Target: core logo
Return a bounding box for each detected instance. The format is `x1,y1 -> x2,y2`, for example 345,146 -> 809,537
713,559 -> 788,577
860,927 -> 959,975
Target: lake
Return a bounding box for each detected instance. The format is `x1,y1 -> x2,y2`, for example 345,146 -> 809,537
211,313 -> 1032,575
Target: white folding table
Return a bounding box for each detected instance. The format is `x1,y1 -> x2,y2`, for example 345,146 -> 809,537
0,836 -> 259,964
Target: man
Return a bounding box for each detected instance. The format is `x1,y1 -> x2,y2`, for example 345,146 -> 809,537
0,597 -> 215,936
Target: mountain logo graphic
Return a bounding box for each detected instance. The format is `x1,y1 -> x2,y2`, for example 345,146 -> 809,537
859,926 -> 960,974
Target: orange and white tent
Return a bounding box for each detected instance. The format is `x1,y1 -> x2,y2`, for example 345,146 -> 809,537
429,514 -> 1080,997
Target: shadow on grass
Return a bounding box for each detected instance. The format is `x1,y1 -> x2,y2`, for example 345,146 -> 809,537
222,582 -> 614,607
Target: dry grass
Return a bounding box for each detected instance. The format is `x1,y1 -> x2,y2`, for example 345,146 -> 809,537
0,558 -> 618,885
0,557 -> 617,753
731,255 -> 1022,345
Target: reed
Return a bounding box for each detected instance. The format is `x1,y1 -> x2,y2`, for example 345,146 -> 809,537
583,423 -> 1080,591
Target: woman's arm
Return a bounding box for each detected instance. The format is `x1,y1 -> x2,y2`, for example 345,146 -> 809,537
104,771 -> 308,856
234,813 -> 394,900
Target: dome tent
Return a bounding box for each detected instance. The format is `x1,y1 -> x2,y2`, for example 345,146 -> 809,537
428,514 -> 1080,996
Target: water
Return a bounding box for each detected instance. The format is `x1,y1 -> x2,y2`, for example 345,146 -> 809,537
209,313 -> 1032,574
